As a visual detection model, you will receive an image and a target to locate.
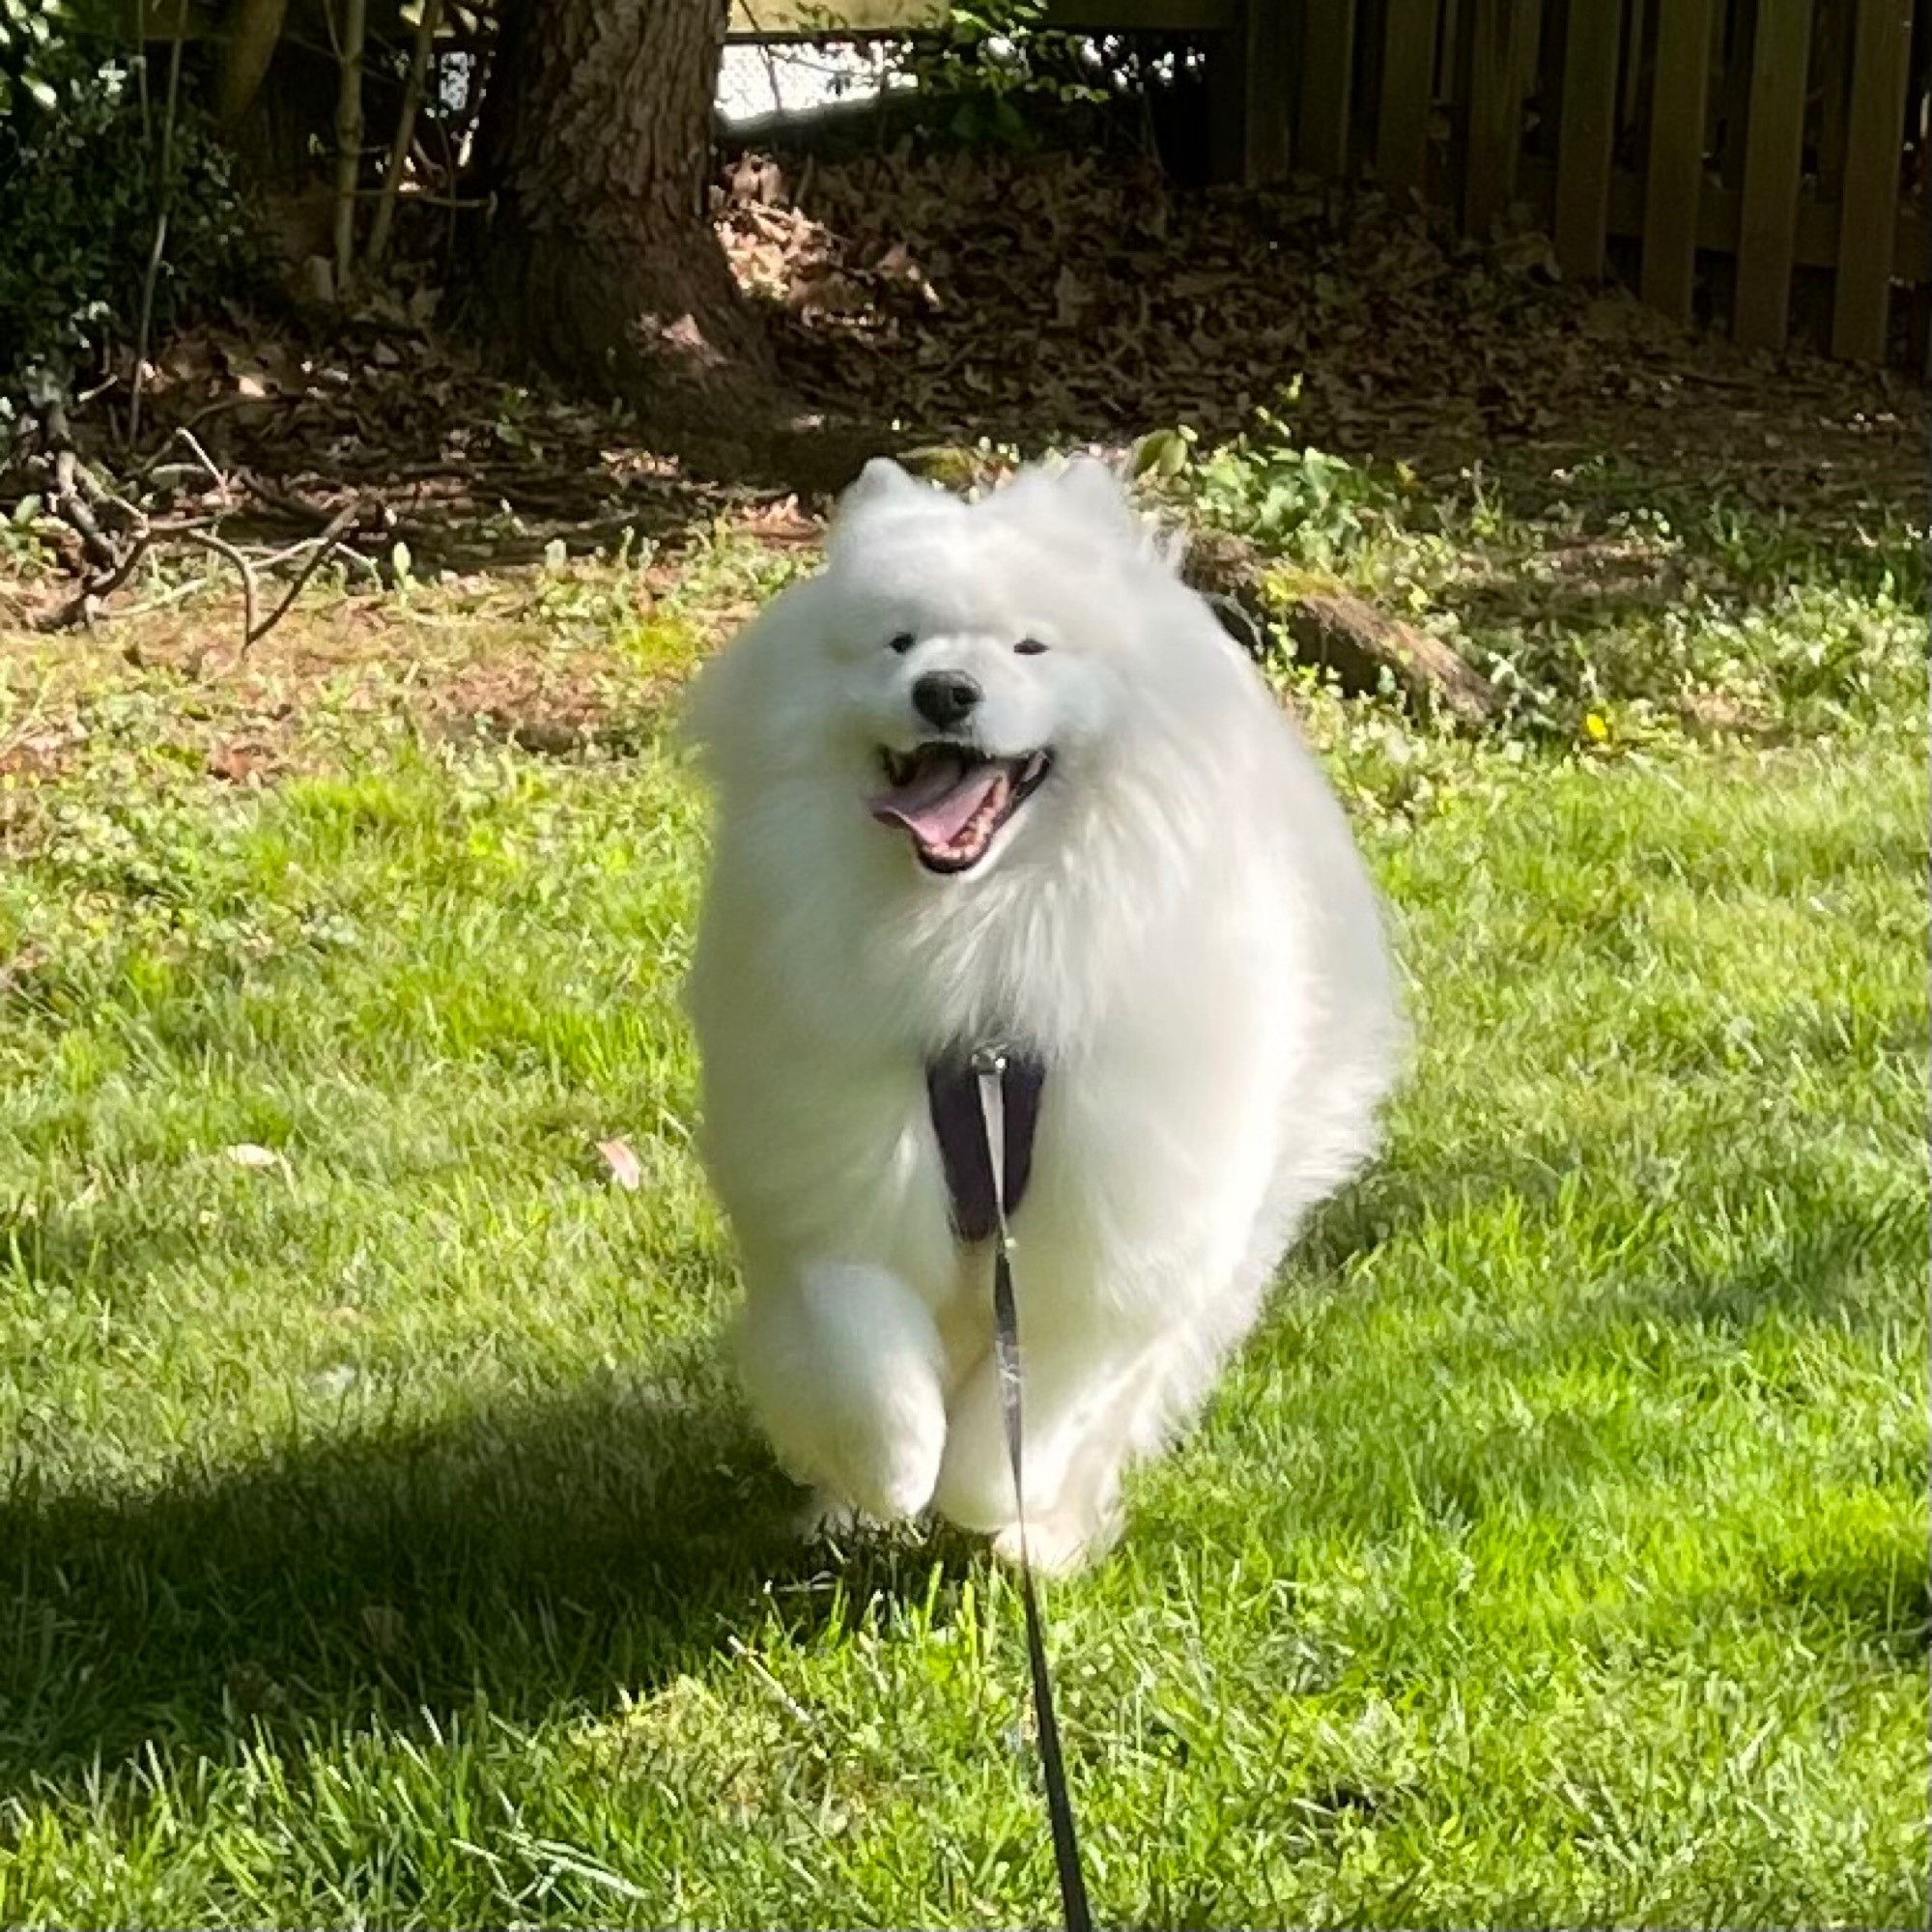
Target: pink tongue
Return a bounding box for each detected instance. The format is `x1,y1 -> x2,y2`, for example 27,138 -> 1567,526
870,754 -> 1004,849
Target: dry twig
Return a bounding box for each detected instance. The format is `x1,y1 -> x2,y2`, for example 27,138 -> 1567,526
177,526 -> 259,645
242,502 -> 367,647
368,0 -> 445,266
331,0 -> 370,297
128,7 -> 187,447
23,396 -> 371,648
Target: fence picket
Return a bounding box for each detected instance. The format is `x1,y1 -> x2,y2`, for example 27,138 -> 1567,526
1299,0 -> 1360,176
1554,0 -> 1624,277
1833,0 -> 1914,357
1640,0 -> 1718,322
1733,0 -> 1816,350
1463,0 -> 1525,232
1378,0 -> 1440,193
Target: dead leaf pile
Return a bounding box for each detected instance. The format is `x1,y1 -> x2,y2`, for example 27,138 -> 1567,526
65,301 -> 728,578
715,146 -> 1921,524
0,142 -> 1916,641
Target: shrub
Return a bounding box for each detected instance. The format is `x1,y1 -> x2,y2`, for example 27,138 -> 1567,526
0,0 -> 260,393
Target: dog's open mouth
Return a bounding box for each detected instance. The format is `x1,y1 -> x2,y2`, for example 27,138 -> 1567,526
869,743 -> 1052,873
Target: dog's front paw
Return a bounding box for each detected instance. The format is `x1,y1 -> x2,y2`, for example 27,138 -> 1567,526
989,1497 -> 1122,1578
824,1379 -> 947,1523
794,1487 -> 859,1542
739,1262 -> 950,1527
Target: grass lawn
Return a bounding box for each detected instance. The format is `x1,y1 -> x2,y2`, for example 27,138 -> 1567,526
0,470 -> 1926,1927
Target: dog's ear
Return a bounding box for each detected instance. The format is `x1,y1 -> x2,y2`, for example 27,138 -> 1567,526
839,457 -> 927,518
1050,453 -> 1136,528
826,457 -> 933,560
1005,453 -> 1164,564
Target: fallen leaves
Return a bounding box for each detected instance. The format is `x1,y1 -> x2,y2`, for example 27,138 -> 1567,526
711,144 -> 1919,526
597,1138 -> 643,1191
15,298 -> 731,593
224,1142 -> 287,1172
2,135 -> 1916,663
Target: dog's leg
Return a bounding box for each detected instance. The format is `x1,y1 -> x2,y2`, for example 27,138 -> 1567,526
931,1336 -> 1161,1574
736,1261 -> 948,1524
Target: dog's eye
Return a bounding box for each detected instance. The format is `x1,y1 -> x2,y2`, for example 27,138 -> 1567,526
1013,638 -> 1049,657
887,631 -> 917,655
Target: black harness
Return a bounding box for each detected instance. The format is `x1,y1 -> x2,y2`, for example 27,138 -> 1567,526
924,1048 -> 1045,1239
926,1045 -> 1093,1932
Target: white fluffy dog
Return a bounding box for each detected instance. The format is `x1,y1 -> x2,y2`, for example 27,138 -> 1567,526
684,456 -> 1401,1572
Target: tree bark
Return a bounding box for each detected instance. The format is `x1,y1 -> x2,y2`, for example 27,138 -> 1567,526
213,0 -> 289,128
1180,527 -> 1500,725
467,0 -> 772,415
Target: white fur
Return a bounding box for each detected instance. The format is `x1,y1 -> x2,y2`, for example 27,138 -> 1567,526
684,456 -> 1403,1572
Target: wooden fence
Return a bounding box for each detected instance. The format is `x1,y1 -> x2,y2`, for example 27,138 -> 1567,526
729,0 -> 1931,363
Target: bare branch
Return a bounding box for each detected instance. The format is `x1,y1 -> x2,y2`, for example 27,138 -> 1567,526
129,3 -> 188,447
133,423 -> 231,494
332,0 -> 370,297
177,526 -> 260,650
242,501 -> 366,649
368,0 -> 445,267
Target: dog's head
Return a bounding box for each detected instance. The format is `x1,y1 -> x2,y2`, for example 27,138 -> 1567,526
688,455 -> 1219,882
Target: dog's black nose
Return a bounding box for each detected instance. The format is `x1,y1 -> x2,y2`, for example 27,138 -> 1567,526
913,670 -> 982,731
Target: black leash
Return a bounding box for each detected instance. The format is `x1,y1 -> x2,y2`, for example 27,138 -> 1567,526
959,1044 -> 1094,1932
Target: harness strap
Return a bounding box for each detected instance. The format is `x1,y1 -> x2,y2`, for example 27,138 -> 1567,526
925,1050 -> 1044,1240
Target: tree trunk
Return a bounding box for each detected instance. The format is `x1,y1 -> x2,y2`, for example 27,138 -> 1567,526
467,0 -> 771,414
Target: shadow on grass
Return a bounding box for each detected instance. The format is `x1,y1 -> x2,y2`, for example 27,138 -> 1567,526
0,1376 -> 981,1810
6,1128 -> 1919,1810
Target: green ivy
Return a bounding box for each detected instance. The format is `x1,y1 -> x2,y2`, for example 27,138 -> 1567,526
0,0 -> 83,114
1139,408 -> 1404,571
890,0 -> 1111,150
0,4 -> 261,393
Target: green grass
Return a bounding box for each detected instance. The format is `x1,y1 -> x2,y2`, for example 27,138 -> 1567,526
1,478 -> 1927,1925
